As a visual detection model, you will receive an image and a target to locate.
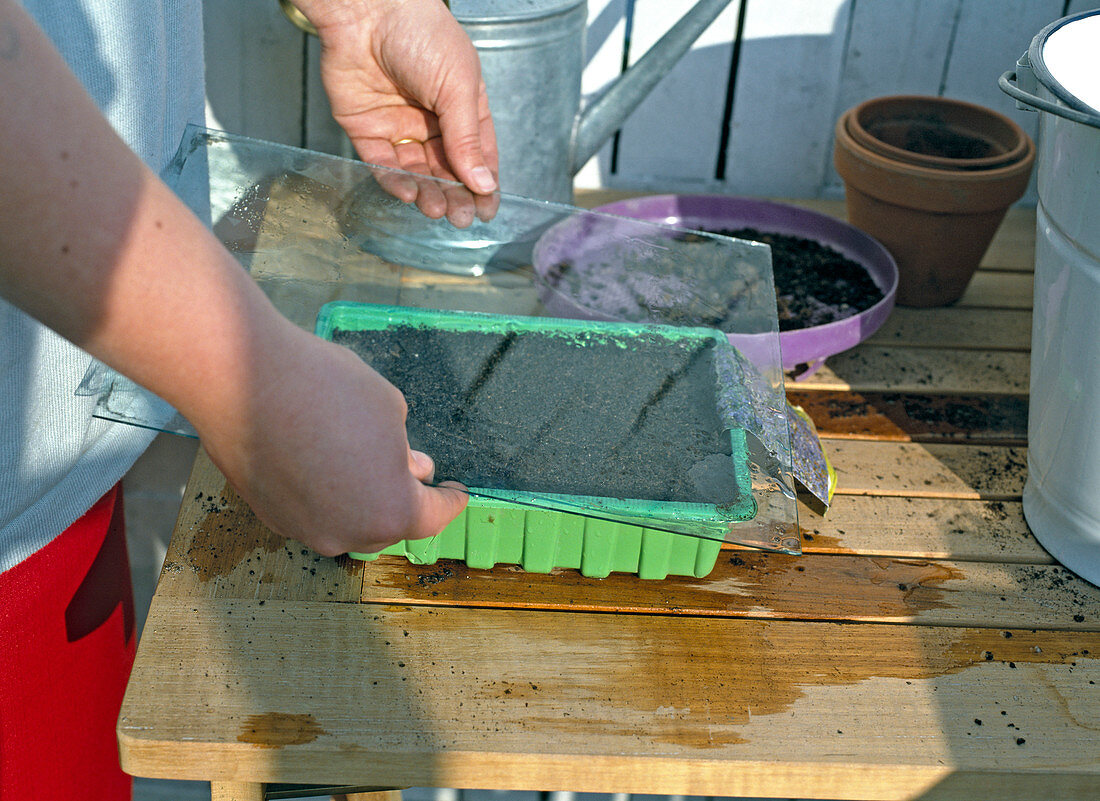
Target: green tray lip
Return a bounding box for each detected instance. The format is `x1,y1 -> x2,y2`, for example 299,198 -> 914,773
316,301 -> 732,345
314,301 -> 756,524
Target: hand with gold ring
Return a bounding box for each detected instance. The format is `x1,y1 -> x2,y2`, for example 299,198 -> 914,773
284,0 -> 498,227
377,133 -> 496,228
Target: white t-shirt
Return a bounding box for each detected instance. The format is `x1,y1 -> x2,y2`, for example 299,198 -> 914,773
0,0 -> 205,572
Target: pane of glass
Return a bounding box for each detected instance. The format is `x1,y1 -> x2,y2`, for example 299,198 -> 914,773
91,126 -> 799,553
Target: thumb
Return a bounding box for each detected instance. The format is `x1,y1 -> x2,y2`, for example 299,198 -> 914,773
408,449 -> 436,483
408,479 -> 469,540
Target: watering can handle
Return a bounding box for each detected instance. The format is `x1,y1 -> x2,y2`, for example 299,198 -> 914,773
572,0 -> 736,172
999,69 -> 1100,130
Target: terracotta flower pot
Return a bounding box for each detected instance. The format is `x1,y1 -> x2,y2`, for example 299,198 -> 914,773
846,95 -> 1030,171
834,96 -> 1035,307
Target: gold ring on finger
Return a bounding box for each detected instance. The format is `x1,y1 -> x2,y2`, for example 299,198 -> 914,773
393,138 -> 422,146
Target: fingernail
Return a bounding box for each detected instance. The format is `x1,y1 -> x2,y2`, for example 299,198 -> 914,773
411,450 -> 434,473
470,166 -> 497,194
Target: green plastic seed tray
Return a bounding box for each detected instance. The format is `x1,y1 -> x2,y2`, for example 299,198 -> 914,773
315,302 -> 757,579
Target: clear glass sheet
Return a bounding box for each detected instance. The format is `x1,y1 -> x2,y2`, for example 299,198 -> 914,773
94,126 -> 798,553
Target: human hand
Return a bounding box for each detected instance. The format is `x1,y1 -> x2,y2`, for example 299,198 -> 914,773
195,323 -> 468,557
290,0 -> 499,226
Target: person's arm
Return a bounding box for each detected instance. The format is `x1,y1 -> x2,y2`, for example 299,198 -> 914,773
0,0 -> 467,555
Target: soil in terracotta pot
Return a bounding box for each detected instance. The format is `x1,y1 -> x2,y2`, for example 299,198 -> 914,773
331,325 -> 740,505
708,227 -> 884,332
868,117 -> 997,159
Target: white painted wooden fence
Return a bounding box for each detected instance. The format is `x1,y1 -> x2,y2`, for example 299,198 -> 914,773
203,0 -> 1091,203
202,0 -> 1089,202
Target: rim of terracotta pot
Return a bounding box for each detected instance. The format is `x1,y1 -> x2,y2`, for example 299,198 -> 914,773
833,113 -> 1035,214
846,95 -> 1030,172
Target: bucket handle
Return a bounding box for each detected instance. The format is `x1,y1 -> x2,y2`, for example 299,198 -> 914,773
999,69 -> 1100,130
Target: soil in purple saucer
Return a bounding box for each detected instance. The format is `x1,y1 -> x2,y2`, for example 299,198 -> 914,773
547,227 -> 885,334
709,227 -> 884,332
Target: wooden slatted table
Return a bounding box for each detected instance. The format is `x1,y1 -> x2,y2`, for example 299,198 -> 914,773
118,196 -> 1100,801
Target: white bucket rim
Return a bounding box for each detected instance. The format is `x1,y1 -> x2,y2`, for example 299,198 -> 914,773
1030,8 -> 1100,118
999,8 -> 1100,130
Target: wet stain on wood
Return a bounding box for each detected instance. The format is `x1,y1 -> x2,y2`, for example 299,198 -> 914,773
504,618 -> 1099,751
156,450 -> 369,602
360,554 -> 972,620
183,488 -> 285,582
361,539 -> 1100,635
714,551 -> 969,620
237,712 -> 326,748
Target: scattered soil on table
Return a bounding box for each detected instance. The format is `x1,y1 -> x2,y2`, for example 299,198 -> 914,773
332,325 -> 740,504
708,227 -> 884,331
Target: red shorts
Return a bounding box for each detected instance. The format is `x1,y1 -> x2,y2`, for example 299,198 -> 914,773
0,485 -> 135,801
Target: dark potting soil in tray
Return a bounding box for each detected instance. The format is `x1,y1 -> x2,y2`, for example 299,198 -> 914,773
709,227 -> 884,332
332,325 -> 739,505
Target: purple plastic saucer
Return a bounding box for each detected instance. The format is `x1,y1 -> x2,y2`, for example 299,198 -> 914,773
534,194 -> 898,378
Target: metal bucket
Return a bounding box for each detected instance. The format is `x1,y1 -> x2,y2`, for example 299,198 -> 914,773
1000,9 -> 1100,586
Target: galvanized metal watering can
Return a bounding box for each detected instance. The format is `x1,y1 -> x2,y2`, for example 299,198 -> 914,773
452,0 -> 734,202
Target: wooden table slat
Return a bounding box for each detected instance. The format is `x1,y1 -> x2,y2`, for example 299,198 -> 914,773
788,390 -> 1028,444
826,440 -> 1027,501
866,307 -> 1032,351
956,270 -> 1035,310
798,495 -> 1047,563
120,601 -> 1100,797
975,206 -> 1037,273
358,551 -> 1098,630
795,346 -> 1030,394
